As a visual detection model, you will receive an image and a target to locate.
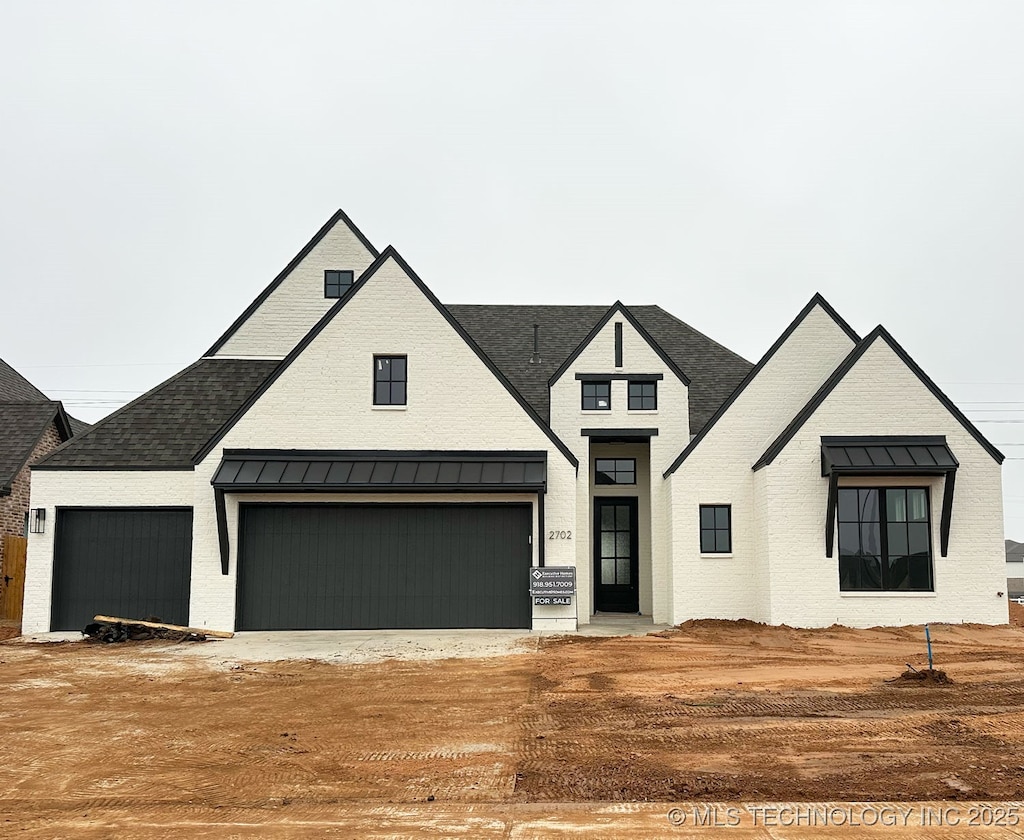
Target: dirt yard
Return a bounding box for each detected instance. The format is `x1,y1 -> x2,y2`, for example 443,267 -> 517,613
2,618 -> 1024,838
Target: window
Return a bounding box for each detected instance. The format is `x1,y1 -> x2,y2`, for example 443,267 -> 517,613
837,487 -> 932,591
699,505 -> 731,553
595,458 -> 636,485
628,380 -> 657,410
373,355 -> 407,405
324,269 -> 354,298
581,381 -> 611,410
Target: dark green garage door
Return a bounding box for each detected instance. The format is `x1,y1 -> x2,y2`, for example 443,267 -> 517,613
51,508 -> 193,631
237,503 -> 532,630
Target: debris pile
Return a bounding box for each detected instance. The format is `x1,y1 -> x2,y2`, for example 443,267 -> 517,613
84,620 -> 206,643
81,615 -> 232,644
893,667 -> 952,685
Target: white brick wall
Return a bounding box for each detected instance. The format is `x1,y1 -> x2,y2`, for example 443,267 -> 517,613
194,254 -> 579,631
760,337 -> 1007,628
667,302 -> 857,623
214,214 -> 377,359
548,309 -> 690,624
22,470 -> 194,633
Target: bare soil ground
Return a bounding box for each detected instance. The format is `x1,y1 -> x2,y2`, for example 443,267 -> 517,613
2,619 -> 1023,838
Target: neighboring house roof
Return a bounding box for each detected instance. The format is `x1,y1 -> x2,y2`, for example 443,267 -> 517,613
35,359 -> 279,470
0,358 -> 49,402
34,260 -> 753,472
0,401 -> 72,494
448,303 -> 751,432
1007,539 -> 1024,561
752,326 -> 1005,470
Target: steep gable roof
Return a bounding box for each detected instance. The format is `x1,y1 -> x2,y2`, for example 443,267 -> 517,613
664,294 -> 858,477
546,301 -> 693,387
204,209 -> 379,357
752,326 -> 1005,470
447,304 -> 751,433
35,359 -> 278,470
194,247 -> 580,468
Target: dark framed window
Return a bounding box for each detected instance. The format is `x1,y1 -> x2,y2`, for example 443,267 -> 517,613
373,355 -> 407,405
582,381 -> 611,410
699,504 -> 731,553
838,487 -> 933,591
324,269 -> 354,299
628,380 -> 657,410
595,458 -> 636,485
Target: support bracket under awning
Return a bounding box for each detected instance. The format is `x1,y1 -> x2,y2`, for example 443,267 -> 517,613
821,436 -> 959,558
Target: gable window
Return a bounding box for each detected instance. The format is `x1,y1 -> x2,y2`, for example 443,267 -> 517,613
324,269 -> 354,299
582,381 -> 611,410
837,487 -> 932,591
699,504 -> 731,553
628,380 -> 657,410
373,355 -> 407,405
595,458 -> 636,485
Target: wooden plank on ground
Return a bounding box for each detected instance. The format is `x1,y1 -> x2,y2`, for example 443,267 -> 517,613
93,614 -> 234,638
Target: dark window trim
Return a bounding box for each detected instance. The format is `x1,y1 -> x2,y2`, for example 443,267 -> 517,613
581,427 -> 659,438
614,322 -> 623,368
324,269 -> 355,299
628,380 -> 658,411
699,504 -> 732,554
373,354 -> 408,406
836,486 -> 935,592
581,380 -> 611,411
576,373 -> 663,382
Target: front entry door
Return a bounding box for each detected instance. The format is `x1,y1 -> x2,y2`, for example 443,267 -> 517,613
594,497 -> 639,612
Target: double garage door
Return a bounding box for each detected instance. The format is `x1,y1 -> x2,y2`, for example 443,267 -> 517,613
237,503 -> 532,630
51,503 -> 532,631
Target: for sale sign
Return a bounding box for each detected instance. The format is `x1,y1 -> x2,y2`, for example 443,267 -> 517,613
530,567 -> 575,603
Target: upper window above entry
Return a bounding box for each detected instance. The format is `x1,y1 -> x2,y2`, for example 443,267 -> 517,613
324,269 -> 354,298
628,380 -> 657,410
374,355 -> 407,405
595,458 -> 636,485
582,381 -> 611,410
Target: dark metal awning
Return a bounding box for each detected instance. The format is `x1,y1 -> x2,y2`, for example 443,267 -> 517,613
212,450 -> 548,493
821,436 -> 958,559
821,436 -> 958,475
210,449 -> 548,576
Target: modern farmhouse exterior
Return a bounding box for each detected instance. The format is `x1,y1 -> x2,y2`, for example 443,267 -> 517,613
22,210 -> 1008,633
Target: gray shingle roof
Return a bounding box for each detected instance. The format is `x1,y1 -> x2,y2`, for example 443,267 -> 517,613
1007,539 -> 1024,561
0,402 -> 63,491
0,358 -> 49,402
36,359 -> 280,469
36,304 -> 751,470
447,304 -> 752,433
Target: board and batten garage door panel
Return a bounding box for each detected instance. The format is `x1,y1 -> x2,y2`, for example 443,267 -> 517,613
238,504 -> 532,630
51,508 -> 193,631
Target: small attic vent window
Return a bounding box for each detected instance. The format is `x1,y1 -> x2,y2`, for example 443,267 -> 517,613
324,270 -> 354,298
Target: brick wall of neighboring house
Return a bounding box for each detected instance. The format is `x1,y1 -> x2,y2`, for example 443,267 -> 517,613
0,421 -> 63,575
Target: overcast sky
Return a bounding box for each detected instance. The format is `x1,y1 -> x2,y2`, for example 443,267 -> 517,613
2,2 -> 1023,536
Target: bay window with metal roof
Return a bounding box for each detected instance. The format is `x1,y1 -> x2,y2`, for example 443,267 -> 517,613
821,436 -> 960,593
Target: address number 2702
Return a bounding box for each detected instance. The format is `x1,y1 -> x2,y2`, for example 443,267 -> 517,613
548,530 -> 573,540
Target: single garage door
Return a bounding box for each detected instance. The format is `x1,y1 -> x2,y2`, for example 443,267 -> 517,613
237,503 -> 532,630
51,508 -> 193,631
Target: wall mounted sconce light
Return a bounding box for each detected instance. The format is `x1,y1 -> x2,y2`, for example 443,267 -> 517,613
29,508 -> 46,534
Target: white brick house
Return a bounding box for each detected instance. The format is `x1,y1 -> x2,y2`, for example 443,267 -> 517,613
22,211 -> 1009,633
